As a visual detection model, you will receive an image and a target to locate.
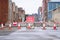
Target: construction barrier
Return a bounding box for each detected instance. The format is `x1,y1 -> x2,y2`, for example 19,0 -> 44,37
27,23 -> 31,29
0,22 -> 59,30
9,23 -> 12,30
42,23 -> 46,30
1,23 -> 4,30
53,23 -> 57,30
13,22 -> 17,26
17,23 -> 21,29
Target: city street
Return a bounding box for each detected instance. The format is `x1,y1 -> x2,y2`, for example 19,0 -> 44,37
0,0 -> 60,40
0,27 -> 60,40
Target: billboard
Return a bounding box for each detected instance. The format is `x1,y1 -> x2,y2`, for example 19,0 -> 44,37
26,16 -> 34,23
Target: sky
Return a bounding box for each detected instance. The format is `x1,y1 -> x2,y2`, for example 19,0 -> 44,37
50,0 -> 60,2
12,0 -> 42,14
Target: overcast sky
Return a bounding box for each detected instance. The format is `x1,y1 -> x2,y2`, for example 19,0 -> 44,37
12,0 -> 42,14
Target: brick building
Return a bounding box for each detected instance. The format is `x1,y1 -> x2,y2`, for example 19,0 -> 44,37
0,0 -> 13,24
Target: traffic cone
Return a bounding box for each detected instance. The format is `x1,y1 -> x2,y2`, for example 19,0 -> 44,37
17,23 -> 21,29
53,23 -> 57,30
42,23 -> 46,30
27,23 -> 31,29
9,23 -> 12,30
1,23 -> 4,30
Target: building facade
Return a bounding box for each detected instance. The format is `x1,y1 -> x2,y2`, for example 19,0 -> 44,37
42,0 -> 49,22
18,8 -> 25,22
12,2 -> 16,22
12,2 -> 19,22
38,7 -> 42,21
32,14 -> 38,22
8,0 -> 13,22
52,7 -> 60,22
48,0 -> 60,22
0,0 -> 13,24
15,6 -> 18,22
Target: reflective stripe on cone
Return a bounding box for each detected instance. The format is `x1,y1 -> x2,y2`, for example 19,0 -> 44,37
17,23 -> 21,29
42,23 -> 46,30
9,23 -> 12,30
53,23 -> 57,30
1,23 -> 4,30
27,23 -> 31,29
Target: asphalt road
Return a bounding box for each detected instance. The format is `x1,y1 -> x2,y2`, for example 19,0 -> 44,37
0,27 -> 60,40
0,27 -> 18,36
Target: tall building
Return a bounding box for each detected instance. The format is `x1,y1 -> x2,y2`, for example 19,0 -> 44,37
48,0 -> 60,22
15,6 -> 18,22
8,0 -> 13,22
38,7 -> 42,21
42,0 -> 49,22
12,2 -> 16,22
12,2 -> 18,22
32,14 -> 38,22
18,8 -> 25,22
0,0 -> 13,24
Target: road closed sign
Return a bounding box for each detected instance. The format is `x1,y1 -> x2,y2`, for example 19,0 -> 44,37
26,16 -> 34,23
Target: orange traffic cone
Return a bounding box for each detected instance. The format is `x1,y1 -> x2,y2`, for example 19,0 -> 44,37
17,23 -> 21,29
1,23 -> 4,30
27,23 -> 31,29
42,23 -> 46,30
53,23 -> 57,30
9,23 -> 12,30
